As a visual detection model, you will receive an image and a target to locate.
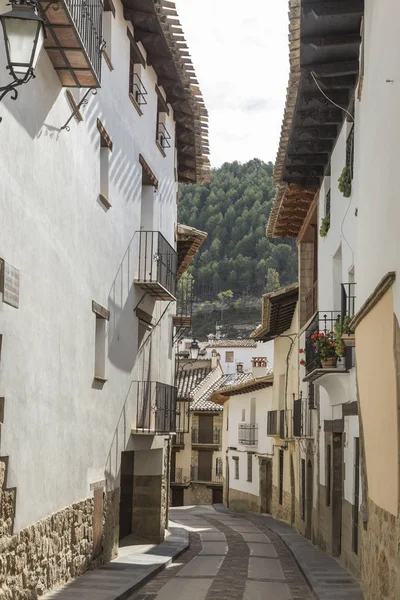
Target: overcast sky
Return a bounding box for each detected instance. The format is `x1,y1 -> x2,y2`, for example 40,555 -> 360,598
174,0 -> 290,168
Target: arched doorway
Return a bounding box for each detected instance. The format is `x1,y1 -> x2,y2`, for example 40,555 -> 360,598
290,455 -> 295,525
305,459 -> 313,540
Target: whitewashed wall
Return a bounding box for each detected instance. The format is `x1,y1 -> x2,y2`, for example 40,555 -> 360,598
0,0 -> 178,531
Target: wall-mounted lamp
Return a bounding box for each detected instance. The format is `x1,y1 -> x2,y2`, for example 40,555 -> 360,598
0,1 -> 45,117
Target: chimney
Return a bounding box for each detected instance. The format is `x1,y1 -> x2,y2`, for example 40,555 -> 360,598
211,351 -> 221,369
252,357 -> 268,378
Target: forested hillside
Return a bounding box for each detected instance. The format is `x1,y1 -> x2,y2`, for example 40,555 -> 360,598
178,159 -> 297,301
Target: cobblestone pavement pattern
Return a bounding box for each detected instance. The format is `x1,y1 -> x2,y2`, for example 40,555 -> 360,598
130,506 -> 315,600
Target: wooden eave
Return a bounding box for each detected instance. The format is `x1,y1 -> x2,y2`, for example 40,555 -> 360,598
269,0 -> 363,238
211,376 -> 274,404
176,223 -> 207,278
267,184 -> 316,239
252,283 -> 299,342
122,0 -> 210,184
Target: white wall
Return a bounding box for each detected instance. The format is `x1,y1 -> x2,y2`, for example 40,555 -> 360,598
0,0 -> 178,531
180,340 -> 274,374
225,386 -> 274,497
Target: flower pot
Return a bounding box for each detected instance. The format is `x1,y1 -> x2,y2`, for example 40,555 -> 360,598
341,333 -> 355,347
321,357 -> 338,369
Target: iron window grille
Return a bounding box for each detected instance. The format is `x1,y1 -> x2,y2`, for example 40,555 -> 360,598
190,466 -> 223,484
157,122 -> 171,149
130,70 -> 147,105
238,424 -> 258,446
191,428 -> 221,446
305,311 -> 351,373
293,392 -> 314,438
133,381 -> 177,434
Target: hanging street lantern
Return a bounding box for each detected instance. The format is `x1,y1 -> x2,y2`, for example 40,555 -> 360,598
0,0 -> 45,109
189,339 -> 200,361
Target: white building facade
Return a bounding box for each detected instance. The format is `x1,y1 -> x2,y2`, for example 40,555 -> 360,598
0,0 -> 208,597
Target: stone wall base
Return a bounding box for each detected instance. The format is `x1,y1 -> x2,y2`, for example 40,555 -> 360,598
184,483 -> 213,505
361,497 -> 400,600
228,488 -> 260,514
0,489 -> 119,599
132,475 -> 164,544
271,485 -> 292,524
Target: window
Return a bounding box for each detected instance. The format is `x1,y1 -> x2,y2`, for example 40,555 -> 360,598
325,189 -> 331,219
326,444 -> 332,507
301,459 -> 306,521
279,449 -> 284,505
247,453 -> 252,482
102,0 -> 115,71
216,457 -> 223,477
136,308 -> 153,348
97,119 -> 112,210
267,411 -> 277,435
225,351 -> 234,363
346,125 -> 355,179
155,86 -> 171,156
241,408 -> 245,422
92,301 -> 109,382
353,438 -> 360,554
234,457 -> 239,479
127,29 -> 147,113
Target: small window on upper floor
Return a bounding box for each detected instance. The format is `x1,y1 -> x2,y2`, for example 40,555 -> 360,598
155,85 -> 171,157
241,408 -> 245,422
92,301 -> 110,384
226,351 -> 234,363
97,119 -> 113,210
325,188 -> 331,219
127,29 -> 147,115
102,0 -> 115,71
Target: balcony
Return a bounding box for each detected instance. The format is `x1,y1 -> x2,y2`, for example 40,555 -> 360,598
341,283 -> 356,346
190,466 -> 223,484
191,428 -> 221,447
135,231 -> 177,301
305,281 -> 318,323
40,0 -> 104,87
267,410 -> 278,436
170,467 -> 191,485
132,381 -> 177,434
173,432 -> 185,448
173,275 -> 194,329
293,394 -> 314,438
304,311 -> 354,384
238,424 -> 258,446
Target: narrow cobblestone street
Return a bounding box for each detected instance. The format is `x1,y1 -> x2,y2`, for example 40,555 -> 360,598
129,506 -> 317,600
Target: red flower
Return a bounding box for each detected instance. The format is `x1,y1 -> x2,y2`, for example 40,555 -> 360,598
300,359 -> 305,366
299,348 -> 304,354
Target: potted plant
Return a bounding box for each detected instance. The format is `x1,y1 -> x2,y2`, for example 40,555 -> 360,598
337,315 -> 355,347
320,215 -> 330,238
310,329 -> 344,368
338,166 -> 352,197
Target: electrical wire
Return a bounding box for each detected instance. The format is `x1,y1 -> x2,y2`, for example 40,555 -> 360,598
310,72 -> 354,122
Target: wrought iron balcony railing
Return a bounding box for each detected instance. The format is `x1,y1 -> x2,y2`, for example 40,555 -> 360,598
41,0 -> 104,87
170,467 -> 191,484
190,466 -> 223,484
238,424 -> 258,446
175,399 -> 190,434
173,432 -> 185,447
305,310 -> 353,373
267,410 -> 278,435
173,276 -> 194,329
133,381 -> 177,434
341,283 -> 356,333
157,122 -> 171,149
135,231 -> 177,301
191,428 -> 221,446
293,394 -> 314,438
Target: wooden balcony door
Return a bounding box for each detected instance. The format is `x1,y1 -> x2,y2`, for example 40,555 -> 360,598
199,414 -> 213,444
198,450 -> 212,481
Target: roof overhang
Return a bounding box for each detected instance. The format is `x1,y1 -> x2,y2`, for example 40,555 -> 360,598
176,223 -> 207,277
268,0 -> 363,238
252,283 -> 299,341
122,0 -> 210,184
211,375 -> 274,405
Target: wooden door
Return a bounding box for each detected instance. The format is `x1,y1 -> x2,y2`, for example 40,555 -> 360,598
212,487 -> 223,504
198,450 -> 212,481
119,451 -> 134,540
172,487 -> 184,507
332,434 -> 343,556
199,414 -> 213,444
306,459 -> 313,540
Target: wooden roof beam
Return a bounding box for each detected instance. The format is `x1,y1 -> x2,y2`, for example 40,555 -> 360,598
302,33 -> 361,48
304,60 -> 359,77
293,125 -> 338,140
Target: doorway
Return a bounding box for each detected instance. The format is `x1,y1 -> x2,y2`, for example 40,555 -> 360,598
212,487 -> 223,504
290,455 -> 295,525
171,487 -> 184,507
198,450 -> 212,481
119,450 -> 134,540
198,414 -> 213,444
332,433 -> 343,556
305,459 -> 313,540
259,459 -> 272,514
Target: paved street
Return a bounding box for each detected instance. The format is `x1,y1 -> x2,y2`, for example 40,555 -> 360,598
130,506 -> 316,600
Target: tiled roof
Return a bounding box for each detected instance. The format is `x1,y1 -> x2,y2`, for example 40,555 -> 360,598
200,339 -> 257,349
177,367 -> 213,399
191,373 -> 253,412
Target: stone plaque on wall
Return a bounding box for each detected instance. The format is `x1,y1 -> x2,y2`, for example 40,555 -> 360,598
2,261 -> 20,308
